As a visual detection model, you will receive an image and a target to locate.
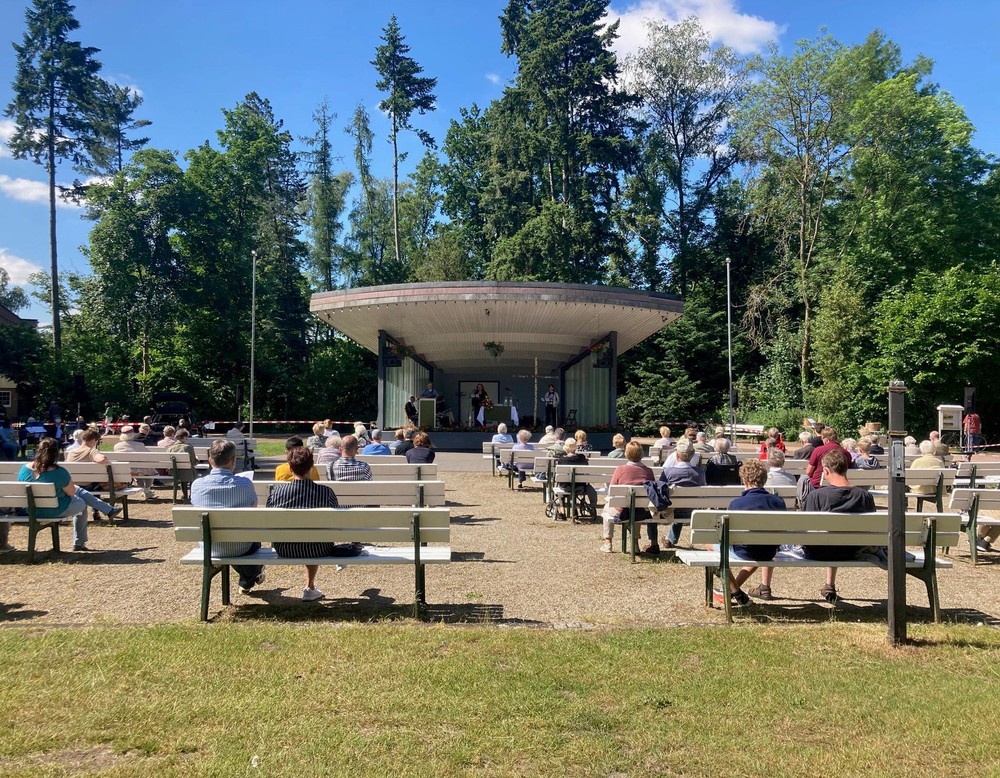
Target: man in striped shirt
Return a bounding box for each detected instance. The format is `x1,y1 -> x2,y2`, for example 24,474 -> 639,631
190,439 -> 265,595
329,435 -> 373,482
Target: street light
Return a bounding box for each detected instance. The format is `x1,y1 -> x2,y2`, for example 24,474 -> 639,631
726,257 -> 735,443
249,249 -> 257,440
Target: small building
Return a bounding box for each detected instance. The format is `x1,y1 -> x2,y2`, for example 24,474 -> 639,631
0,303 -> 38,420
310,281 -> 683,430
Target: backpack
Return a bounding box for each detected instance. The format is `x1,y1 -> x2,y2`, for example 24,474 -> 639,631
643,479 -> 672,512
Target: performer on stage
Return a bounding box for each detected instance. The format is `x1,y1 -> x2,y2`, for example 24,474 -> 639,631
542,384 -> 560,428
471,383 -> 490,426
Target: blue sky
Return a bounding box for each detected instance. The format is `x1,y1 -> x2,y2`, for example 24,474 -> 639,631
2,0 -> 999,322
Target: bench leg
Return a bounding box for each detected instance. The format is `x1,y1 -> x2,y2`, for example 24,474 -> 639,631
49,522 -> 60,555
967,515 -> 978,565
704,567 -> 714,608
907,568 -> 941,623
121,497 -> 130,522
414,564 -> 426,619
221,566 -> 231,606
200,565 -> 213,622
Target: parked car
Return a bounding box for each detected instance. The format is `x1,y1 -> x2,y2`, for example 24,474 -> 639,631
150,392 -> 203,437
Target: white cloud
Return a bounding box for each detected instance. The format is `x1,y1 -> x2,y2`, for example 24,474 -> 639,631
606,0 -> 782,57
107,73 -> 143,99
485,72 -> 502,86
0,247 -> 44,285
0,175 -> 82,209
0,119 -> 14,157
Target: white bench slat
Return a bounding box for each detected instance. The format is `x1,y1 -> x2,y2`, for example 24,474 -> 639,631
179,546 -> 451,566
251,479 -> 446,506
675,548 -> 951,569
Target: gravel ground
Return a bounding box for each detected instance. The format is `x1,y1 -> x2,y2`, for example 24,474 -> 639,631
2,457 -> 999,629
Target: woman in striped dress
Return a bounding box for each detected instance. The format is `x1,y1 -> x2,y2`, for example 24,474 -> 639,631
266,446 -> 341,602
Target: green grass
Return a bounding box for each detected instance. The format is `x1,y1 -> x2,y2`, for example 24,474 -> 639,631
0,623 -> 997,776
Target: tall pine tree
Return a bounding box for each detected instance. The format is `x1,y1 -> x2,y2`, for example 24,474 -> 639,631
5,0 -> 105,349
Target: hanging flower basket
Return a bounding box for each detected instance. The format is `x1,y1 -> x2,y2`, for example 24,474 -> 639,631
388,342 -> 416,360
483,341 -> 505,358
589,341 -> 609,354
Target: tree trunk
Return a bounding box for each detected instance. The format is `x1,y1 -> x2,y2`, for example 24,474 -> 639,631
391,118 -> 402,272
47,114 -> 61,352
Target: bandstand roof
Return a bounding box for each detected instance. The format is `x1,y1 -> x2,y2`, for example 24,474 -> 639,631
310,282 -> 683,375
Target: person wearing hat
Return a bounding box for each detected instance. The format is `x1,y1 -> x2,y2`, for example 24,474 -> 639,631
113,425 -> 155,498
361,428 -> 392,455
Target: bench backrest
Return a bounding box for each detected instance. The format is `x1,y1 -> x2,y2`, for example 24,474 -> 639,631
188,438 -> 257,461
0,479 -> 59,511
0,462 -> 25,480
954,461 -> 1000,487
326,462 -> 438,481
821,468 -> 955,489
688,509 -> 961,549
105,450 -> 195,473
172,506 -> 451,546
59,460 -> 135,484
948,488 -> 1000,512
251,479 -> 445,507
500,449 -> 539,469
483,441 -> 515,456
552,464 -> 620,485
667,484 -> 797,511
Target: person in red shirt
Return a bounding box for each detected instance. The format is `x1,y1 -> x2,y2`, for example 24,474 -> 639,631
805,427 -> 847,489
600,441 -> 655,553
964,412 -> 983,449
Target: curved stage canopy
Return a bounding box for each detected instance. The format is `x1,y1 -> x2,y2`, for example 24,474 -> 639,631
310,282 -> 684,429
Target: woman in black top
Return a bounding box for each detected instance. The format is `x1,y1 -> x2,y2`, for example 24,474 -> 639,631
470,383 -> 489,425
266,447 -> 343,602
405,432 -> 436,464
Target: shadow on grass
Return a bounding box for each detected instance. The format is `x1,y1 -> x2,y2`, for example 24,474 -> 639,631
219,587 -> 547,626
450,514 -> 500,525
723,597 -> 997,627
449,551 -> 515,564
55,547 -> 164,566
0,601 -> 48,621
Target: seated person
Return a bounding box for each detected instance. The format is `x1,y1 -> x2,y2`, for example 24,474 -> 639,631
395,427 -> 417,458
601,440 -> 656,552
852,437 -> 880,469
908,440 -> 948,500
405,432 -> 436,464
802,448 -> 877,604
361,428 -> 392,455
491,423 -> 513,445
113,425 -> 155,499
764,448 -> 796,487
654,426 -> 675,452
404,396 -> 418,426
389,428 -> 406,453
166,428 -> 198,501
0,422 -> 18,461
536,426 -> 557,446
606,433 -> 627,459
267,446 -> 361,602
692,431 -> 715,458
726,459 -> 786,604
704,437 -> 741,485
791,431 -> 817,460
904,436 -> 920,456
574,429 -> 593,453
275,437 -> 320,481
329,435 -> 373,482
158,425 -> 178,448
510,429 -> 534,489
316,434 -> 342,468
554,438 -> 596,517
545,428 -> 567,457
306,422 -> 326,450
354,423 -> 371,448
657,441 -> 706,550
226,423 -> 245,441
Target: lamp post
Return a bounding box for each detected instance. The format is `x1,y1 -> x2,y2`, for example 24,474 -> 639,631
249,249 -> 257,440
726,257 -> 735,442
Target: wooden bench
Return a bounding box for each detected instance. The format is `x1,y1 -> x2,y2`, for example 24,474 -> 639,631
173,506 -> 451,621
548,464 -> 619,521
0,461 -> 143,520
498,449 -> 540,490
105,449 -> 198,503
835,468 -> 956,512
677,509 -> 960,622
606,484 -> 797,561
0,480 -> 61,562
327,462 -> 438,481
189,437 -> 258,471
251,479 -> 446,507
483,441 -> 514,475
947,488 -> 1000,564
953,461 -> 1000,489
